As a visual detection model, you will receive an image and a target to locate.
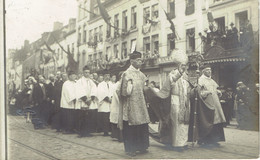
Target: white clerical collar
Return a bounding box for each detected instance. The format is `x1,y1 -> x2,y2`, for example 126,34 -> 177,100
129,65 -> 140,71
69,80 -> 76,83
201,74 -> 212,80
82,76 -> 91,81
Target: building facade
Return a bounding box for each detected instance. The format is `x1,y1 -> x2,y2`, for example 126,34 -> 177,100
8,0 -> 258,90
199,0 -> 259,89
76,0 -> 205,84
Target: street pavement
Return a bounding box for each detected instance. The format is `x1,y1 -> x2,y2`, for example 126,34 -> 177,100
6,115 -> 259,160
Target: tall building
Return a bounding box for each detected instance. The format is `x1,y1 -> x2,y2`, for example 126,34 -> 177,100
76,0 -> 205,84
198,0 -> 259,88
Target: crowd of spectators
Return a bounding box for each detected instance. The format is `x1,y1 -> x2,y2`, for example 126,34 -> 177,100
199,20 -> 254,52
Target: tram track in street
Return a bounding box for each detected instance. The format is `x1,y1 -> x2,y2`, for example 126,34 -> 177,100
9,122 -> 129,159
9,138 -> 59,160
7,116 -> 259,159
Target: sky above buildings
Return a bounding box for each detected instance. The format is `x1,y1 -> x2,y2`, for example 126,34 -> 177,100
5,0 -> 78,51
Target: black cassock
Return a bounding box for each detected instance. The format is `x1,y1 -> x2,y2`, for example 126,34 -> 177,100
51,80 -> 64,130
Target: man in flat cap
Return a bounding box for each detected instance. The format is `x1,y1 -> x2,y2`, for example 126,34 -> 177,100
118,51 -> 150,156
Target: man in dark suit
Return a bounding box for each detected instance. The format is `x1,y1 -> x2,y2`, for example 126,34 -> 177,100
46,74 -> 56,125
230,22 -> 239,48
32,75 -> 48,124
52,72 -> 66,132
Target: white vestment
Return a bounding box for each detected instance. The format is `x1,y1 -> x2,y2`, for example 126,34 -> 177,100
60,80 -> 77,109
76,77 -> 98,110
109,82 -> 120,124
97,81 -> 112,113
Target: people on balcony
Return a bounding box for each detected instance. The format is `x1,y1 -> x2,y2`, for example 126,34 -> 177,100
240,20 -> 254,48
199,21 -> 254,51
230,22 -> 239,48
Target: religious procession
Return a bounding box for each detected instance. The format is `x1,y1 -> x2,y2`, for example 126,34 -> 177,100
5,0 -> 259,159
7,49 -> 258,158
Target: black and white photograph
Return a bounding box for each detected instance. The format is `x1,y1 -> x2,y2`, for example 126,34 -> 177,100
1,0 -> 259,159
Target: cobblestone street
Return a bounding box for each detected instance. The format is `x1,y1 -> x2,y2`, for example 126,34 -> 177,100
7,115 -> 259,159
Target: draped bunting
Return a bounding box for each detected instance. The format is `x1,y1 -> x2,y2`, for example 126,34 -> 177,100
187,29 -> 195,38
142,23 -> 152,34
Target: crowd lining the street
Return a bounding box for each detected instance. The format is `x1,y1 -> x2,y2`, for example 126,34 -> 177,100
7,50 -> 259,157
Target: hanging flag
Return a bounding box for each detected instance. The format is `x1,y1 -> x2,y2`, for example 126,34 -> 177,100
163,9 -> 176,39
79,6 -> 98,16
51,35 -> 79,73
97,0 -> 120,31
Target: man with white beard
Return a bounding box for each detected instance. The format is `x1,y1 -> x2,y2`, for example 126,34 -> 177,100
76,66 -> 98,137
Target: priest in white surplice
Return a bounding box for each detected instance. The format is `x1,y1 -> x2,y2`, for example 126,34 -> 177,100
60,71 -> 77,134
97,73 -> 112,136
76,66 -> 98,137
109,73 -> 123,141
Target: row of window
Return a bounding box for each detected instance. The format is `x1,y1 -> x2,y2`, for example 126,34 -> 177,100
82,26 -> 197,62
78,0 -> 195,43
78,25 -> 104,44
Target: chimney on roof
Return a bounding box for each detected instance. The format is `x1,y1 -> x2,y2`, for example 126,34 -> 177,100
53,21 -> 63,31
24,40 -> 29,49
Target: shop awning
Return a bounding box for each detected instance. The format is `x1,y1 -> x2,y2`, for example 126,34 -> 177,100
204,57 -> 246,64
189,45 -> 249,66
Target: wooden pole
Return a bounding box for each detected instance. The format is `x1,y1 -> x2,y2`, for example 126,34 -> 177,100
192,68 -> 200,147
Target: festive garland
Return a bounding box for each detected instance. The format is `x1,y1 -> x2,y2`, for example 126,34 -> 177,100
121,30 -> 130,39
87,41 -> 98,48
142,23 -> 152,34
187,30 -> 195,37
